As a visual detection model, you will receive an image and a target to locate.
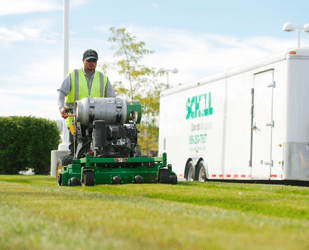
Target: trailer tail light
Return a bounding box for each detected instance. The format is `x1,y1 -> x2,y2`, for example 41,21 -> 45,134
289,51 -> 296,55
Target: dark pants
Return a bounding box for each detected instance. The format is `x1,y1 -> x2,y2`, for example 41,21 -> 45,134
68,125 -> 88,155
68,127 -> 74,155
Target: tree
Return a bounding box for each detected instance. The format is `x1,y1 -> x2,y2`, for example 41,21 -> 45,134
101,27 -> 170,156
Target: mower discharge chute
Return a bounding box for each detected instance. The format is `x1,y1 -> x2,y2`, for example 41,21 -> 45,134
57,97 -> 177,186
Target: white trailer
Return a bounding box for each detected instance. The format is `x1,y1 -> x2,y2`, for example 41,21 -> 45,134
159,47 -> 309,182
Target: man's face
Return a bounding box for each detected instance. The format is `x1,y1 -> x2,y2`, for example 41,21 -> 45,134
83,58 -> 97,73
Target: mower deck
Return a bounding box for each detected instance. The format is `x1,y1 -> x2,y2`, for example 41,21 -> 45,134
58,153 -> 177,186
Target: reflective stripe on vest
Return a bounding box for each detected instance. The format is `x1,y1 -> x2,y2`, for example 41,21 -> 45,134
65,69 -> 107,128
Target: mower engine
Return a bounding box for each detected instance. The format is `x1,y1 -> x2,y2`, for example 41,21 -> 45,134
73,97 -> 141,159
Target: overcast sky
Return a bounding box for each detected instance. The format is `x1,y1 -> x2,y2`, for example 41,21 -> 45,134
1,0 -> 309,120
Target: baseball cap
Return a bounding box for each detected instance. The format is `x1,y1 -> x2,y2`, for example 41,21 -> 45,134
83,49 -> 98,61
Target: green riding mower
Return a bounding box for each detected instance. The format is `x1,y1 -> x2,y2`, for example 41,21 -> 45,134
57,97 -> 177,186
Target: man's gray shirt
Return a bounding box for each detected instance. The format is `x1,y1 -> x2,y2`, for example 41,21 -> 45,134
57,68 -> 116,110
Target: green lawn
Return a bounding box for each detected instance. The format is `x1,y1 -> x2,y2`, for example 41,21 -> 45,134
0,175 -> 309,249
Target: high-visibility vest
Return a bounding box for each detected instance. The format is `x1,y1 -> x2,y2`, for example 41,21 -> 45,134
65,69 -> 107,128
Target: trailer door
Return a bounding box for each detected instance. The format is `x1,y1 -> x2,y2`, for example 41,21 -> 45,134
251,69 -> 274,179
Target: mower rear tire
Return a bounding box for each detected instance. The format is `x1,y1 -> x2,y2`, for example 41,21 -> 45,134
60,154 -> 74,166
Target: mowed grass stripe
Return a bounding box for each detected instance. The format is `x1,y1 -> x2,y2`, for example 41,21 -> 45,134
79,181 -> 309,220
1,177 -> 309,249
3,175 -> 309,220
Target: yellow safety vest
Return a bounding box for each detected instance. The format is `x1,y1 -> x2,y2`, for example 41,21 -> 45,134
65,69 -> 107,128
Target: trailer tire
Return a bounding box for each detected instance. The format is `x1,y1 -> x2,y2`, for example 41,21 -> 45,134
186,161 -> 195,181
197,161 -> 207,182
83,171 -> 94,186
159,169 -> 170,184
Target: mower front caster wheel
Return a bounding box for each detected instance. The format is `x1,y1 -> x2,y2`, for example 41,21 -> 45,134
159,169 -> 170,184
112,176 -> 122,184
70,177 -> 81,186
170,175 -> 178,184
83,171 -> 94,186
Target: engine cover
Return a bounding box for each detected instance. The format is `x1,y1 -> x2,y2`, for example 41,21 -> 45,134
75,97 -> 128,125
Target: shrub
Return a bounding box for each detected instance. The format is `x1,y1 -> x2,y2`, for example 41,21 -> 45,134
0,116 -> 60,174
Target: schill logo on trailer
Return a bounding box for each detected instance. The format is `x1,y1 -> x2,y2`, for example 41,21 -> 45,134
186,92 -> 213,120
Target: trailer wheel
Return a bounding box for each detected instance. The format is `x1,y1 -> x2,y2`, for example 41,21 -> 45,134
159,169 -> 170,184
186,161 -> 195,181
197,161 -> 207,182
83,171 -> 94,186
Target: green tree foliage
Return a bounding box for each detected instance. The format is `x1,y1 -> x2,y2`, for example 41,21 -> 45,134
0,116 -> 60,174
101,27 -> 170,156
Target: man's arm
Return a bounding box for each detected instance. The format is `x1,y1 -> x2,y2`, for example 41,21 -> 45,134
57,73 -> 72,118
58,91 -> 69,119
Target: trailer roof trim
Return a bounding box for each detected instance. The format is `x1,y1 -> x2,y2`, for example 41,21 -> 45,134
161,47 -> 309,97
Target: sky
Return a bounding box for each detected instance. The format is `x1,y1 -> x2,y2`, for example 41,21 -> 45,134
1,0 -> 309,121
